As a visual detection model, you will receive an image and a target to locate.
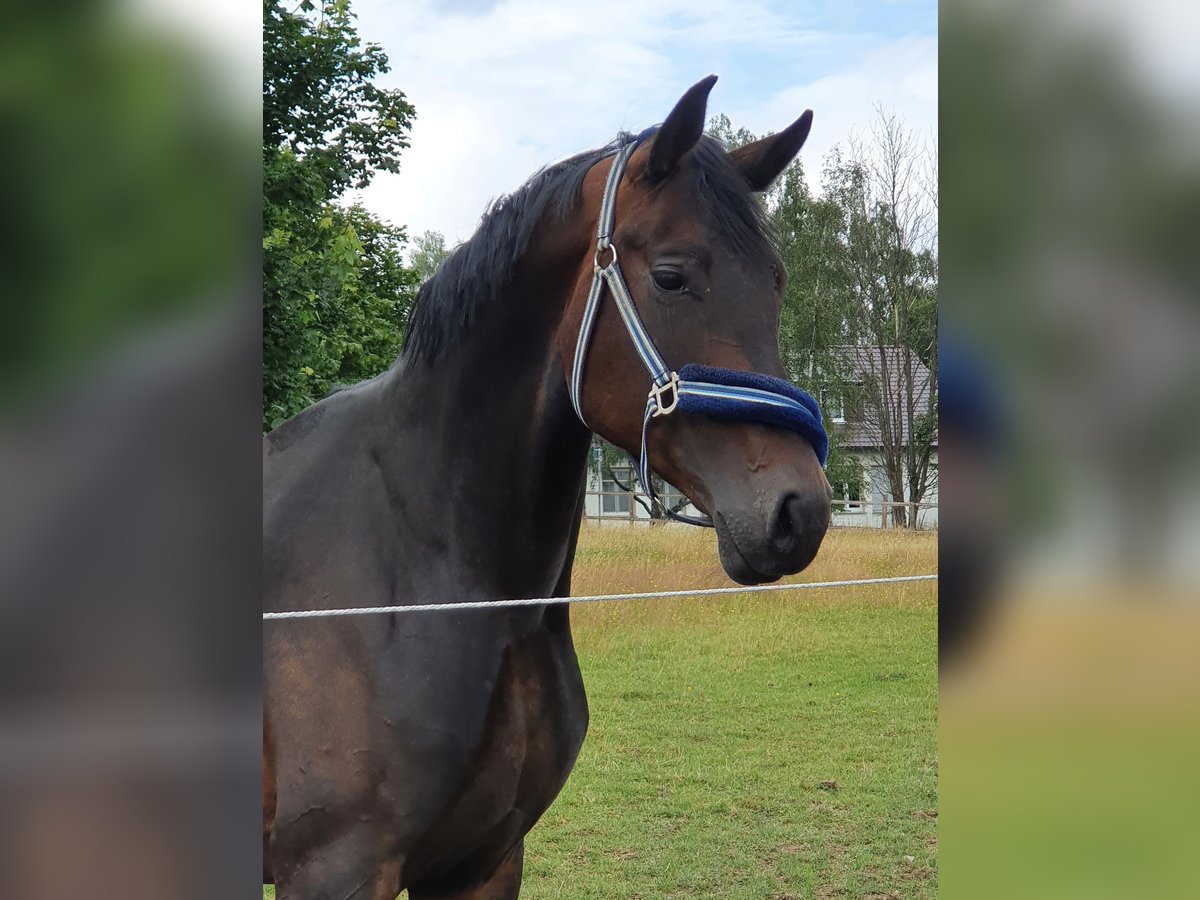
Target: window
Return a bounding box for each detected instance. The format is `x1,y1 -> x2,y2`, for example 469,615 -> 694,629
825,392 -> 846,424
658,480 -> 687,515
832,476 -> 864,511
601,467 -> 631,514
825,381 -> 865,424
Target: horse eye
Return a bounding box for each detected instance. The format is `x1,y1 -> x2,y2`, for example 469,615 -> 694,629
652,269 -> 685,292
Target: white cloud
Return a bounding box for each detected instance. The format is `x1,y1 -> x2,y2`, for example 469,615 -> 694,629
348,0 -> 936,245
737,34 -> 938,194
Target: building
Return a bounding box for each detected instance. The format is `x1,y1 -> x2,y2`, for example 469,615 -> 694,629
825,346 -> 938,528
584,346 -> 937,528
582,447 -> 704,523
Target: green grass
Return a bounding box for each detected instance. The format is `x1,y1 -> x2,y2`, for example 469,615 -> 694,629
268,527 -> 937,898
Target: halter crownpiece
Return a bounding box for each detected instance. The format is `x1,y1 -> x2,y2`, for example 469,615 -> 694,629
569,131 -> 828,527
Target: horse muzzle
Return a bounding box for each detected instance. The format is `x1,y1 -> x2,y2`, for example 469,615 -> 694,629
714,486 -> 831,585
689,425 -> 831,585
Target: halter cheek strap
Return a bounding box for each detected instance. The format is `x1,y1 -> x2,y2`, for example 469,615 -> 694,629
569,131 -> 828,527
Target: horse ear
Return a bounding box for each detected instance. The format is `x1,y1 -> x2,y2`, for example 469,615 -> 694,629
645,75 -> 718,183
729,110 -> 814,192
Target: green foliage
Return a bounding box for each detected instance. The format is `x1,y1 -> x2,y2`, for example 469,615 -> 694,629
262,0 -> 419,430
263,0 -> 414,196
707,113 -> 938,520
773,165 -> 857,379
1,14 -> 245,409
263,202 -> 418,426
410,230 -> 452,284
707,120 -> 862,483
706,113 -> 760,152
589,437 -> 628,482
823,446 -> 865,500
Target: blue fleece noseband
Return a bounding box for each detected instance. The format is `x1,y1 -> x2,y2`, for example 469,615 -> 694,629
675,365 -> 828,466
569,132 -> 828,526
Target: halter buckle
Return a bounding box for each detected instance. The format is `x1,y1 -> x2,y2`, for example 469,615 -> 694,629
593,242 -> 617,274
649,372 -> 681,417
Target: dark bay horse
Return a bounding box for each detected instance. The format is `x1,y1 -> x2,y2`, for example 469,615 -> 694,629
264,76 -> 830,899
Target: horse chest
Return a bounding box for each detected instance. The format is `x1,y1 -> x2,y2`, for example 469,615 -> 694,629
403,619 -> 585,873
411,625 -> 588,873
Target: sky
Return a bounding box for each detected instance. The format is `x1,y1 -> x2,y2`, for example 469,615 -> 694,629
346,0 -> 937,247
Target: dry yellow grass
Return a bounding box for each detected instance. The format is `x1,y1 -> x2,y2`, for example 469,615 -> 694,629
569,523 -> 938,637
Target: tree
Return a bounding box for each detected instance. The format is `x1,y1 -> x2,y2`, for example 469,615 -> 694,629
707,113 -> 759,152
262,0 -> 419,430
410,230 -> 452,284
823,109 -> 938,526
263,0 -> 415,196
706,111 -> 938,525
706,117 -> 862,502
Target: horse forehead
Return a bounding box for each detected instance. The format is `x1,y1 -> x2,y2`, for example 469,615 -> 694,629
587,150 -> 766,264
621,157 -> 701,209
616,181 -> 720,244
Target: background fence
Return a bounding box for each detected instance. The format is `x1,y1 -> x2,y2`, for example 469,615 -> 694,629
583,489 -> 938,529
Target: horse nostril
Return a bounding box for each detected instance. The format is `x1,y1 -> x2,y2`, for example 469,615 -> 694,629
769,490 -> 830,563
769,492 -> 804,552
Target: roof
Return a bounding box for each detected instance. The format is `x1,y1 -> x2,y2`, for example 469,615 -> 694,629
827,345 -> 937,450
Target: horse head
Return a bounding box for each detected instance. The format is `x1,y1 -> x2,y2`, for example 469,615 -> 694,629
563,75 -> 831,585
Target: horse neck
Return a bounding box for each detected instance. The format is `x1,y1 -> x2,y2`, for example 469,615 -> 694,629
380,232 -> 594,589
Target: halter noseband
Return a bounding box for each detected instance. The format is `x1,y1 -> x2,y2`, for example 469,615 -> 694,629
569,131 -> 828,527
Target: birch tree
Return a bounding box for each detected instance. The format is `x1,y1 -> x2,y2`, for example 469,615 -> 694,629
824,108 -> 938,526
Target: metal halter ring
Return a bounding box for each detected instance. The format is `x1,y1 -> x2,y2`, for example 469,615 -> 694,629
593,242 -> 618,274
649,372 -> 681,417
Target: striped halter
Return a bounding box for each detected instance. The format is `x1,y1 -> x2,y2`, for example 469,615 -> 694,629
568,131 -> 828,526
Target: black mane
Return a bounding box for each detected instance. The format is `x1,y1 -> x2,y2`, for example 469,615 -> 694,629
400,132 -> 773,364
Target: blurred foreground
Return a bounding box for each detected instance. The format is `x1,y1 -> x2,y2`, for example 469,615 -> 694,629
0,1 -> 259,898
942,0 -> 1200,895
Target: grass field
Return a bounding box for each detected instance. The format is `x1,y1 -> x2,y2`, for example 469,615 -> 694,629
268,526 -> 937,899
